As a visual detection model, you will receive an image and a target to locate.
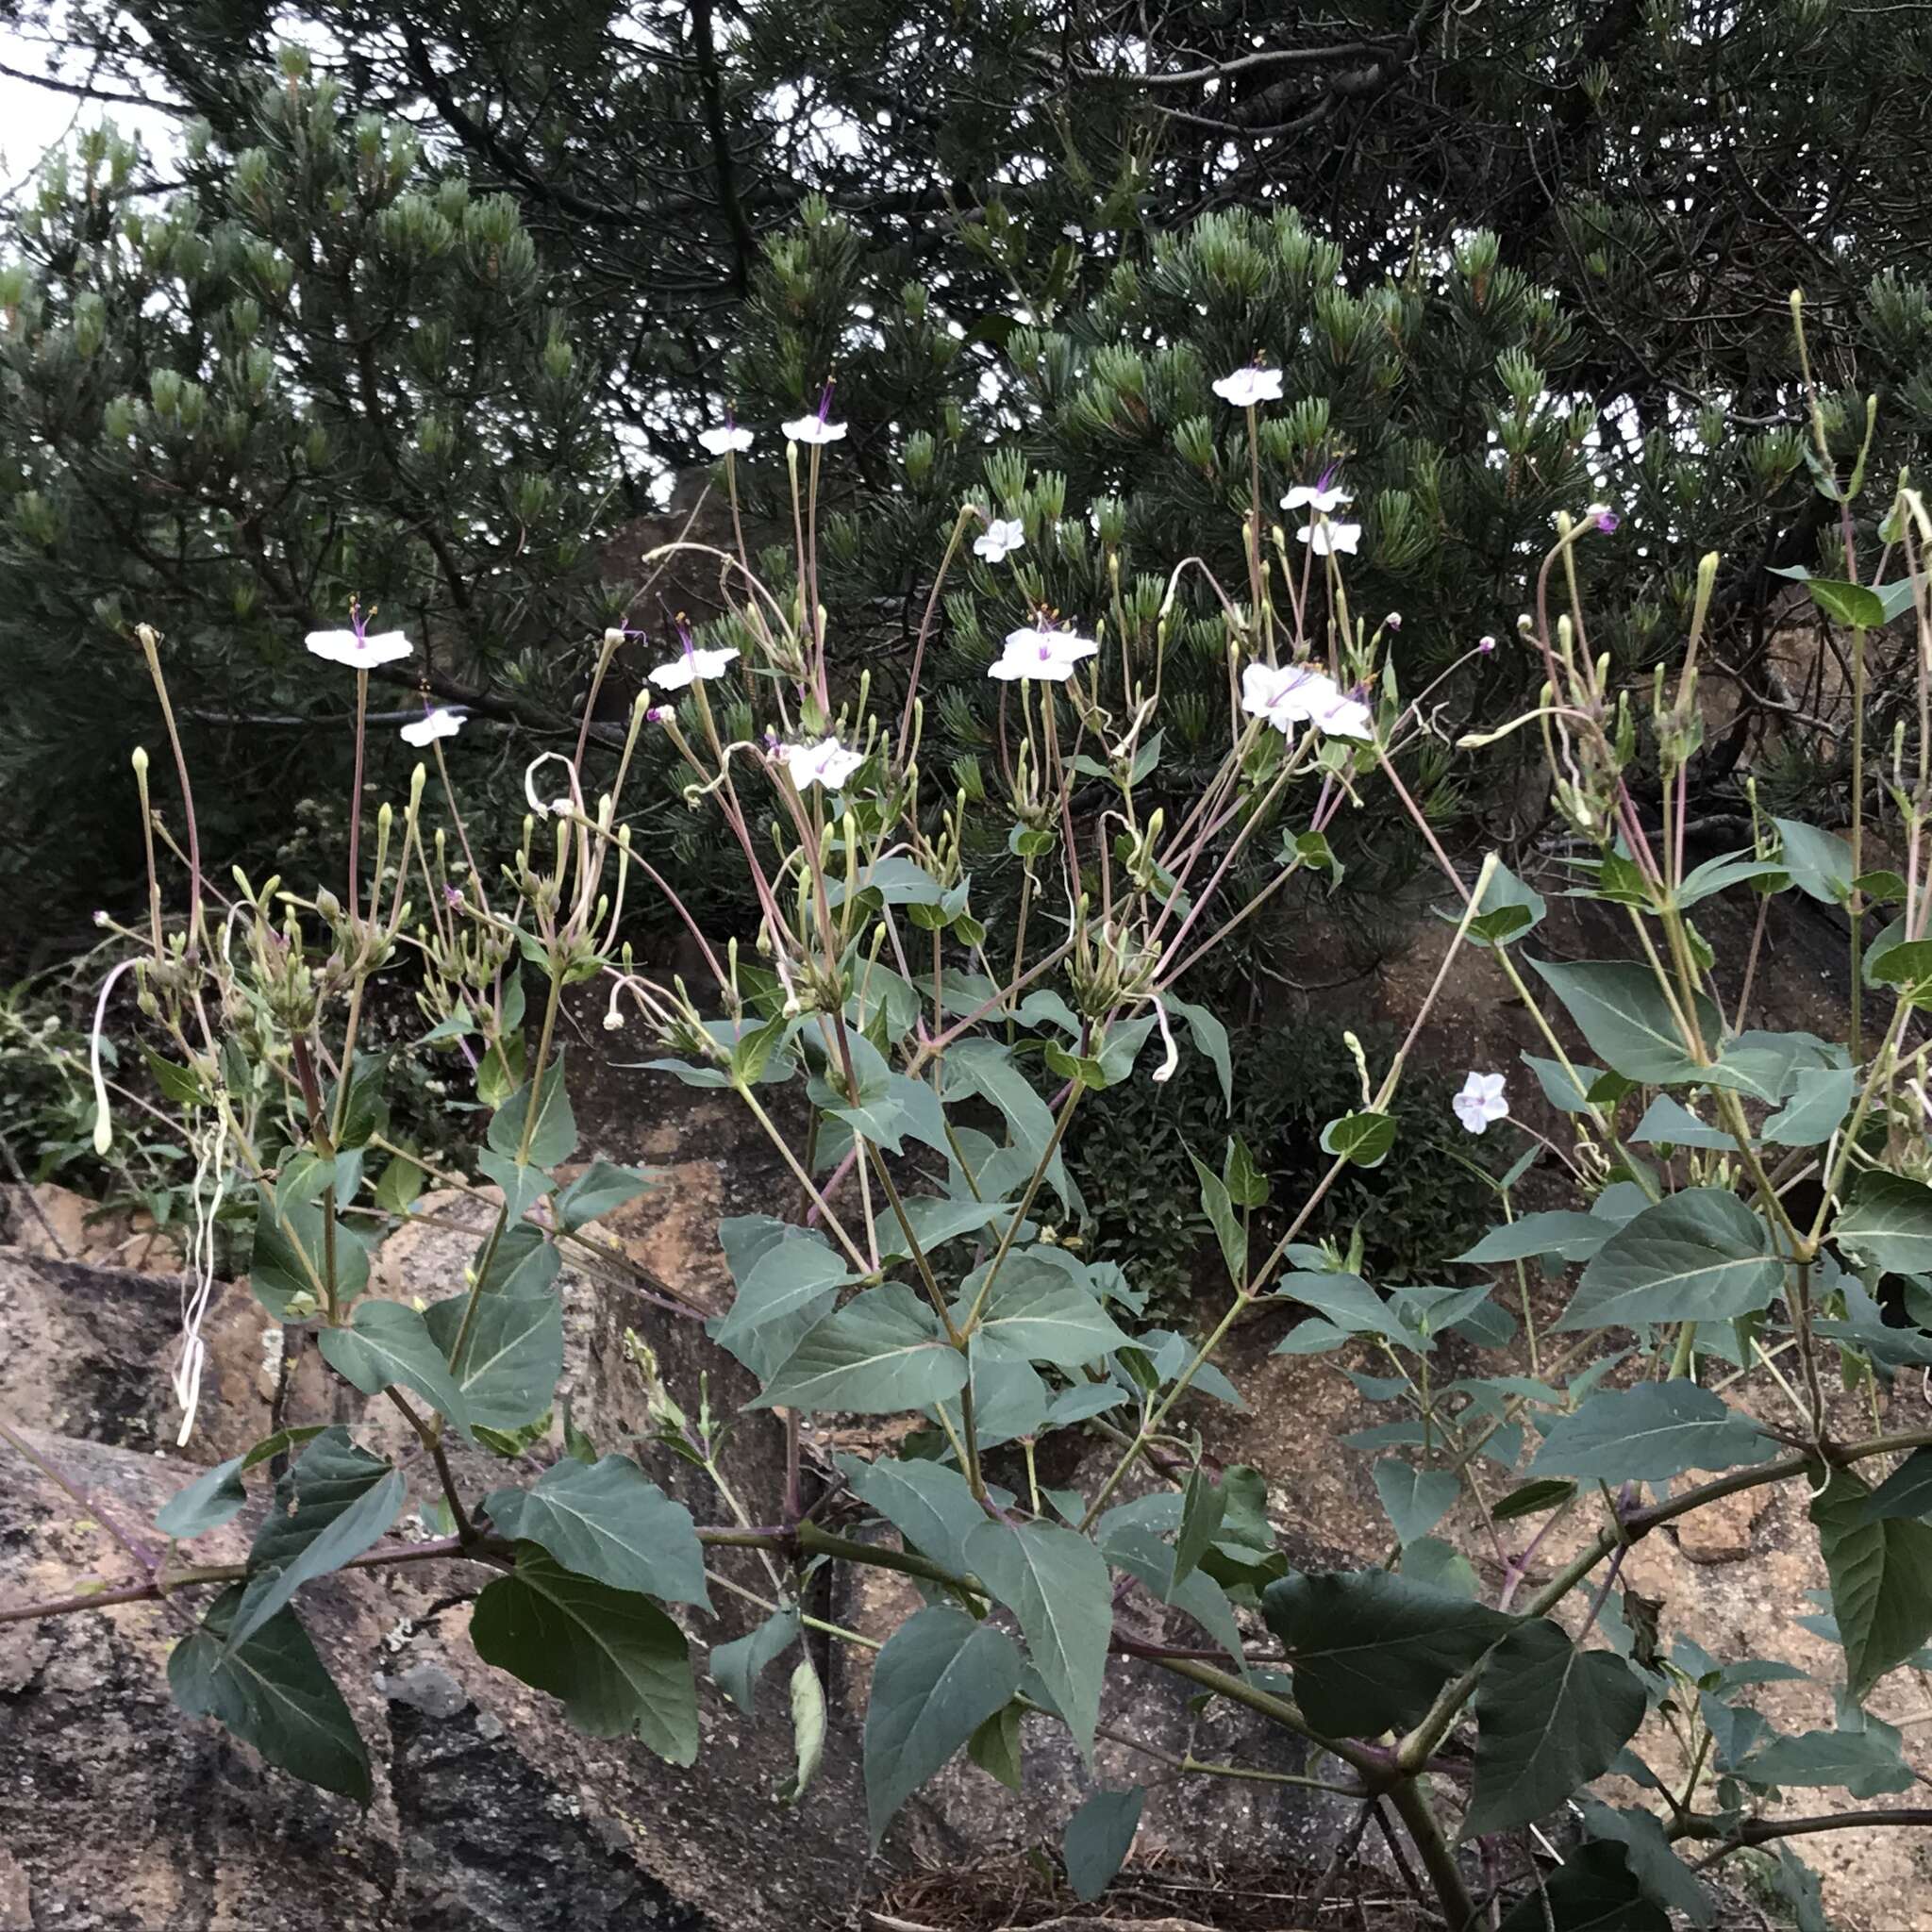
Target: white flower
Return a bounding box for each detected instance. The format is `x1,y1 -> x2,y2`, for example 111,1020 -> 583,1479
306,627 -> 413,670
782,738 -> 867,791
1454,1072 -> 1510,1136
1309,686 -> 1375,741
1282,463 -> 1353,515
699,424 -> 754,456
649,642 -> 739,691
1212,365 -> 1283,408
782,413 -> 847,446
1241,661 -> 1375,742
1296,520 -> 1361,558
974,517 -> 1026,564
1383,611 -> 1403,631
399,708 -> 464,747
988,625 -> 1099,683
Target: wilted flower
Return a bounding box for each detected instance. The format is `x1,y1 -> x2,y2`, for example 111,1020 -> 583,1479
306,623 -> 412,669
974,517 -> 1026,564
1477,634 -> 1497,654
400,707 -> 464,747
783,382 -> 847,446
1282,465 -> 1352,514
781,738 -> 867,791
1383,611 -> 1403,631
1212,364 -> 1283,408
989,623 -> 1099,683
1296,520 -> 1361,558
699,418 -> 753,456
1594,508 -> 1620,534
645,705 -> 675,724
1453,1072 -> 1510,1135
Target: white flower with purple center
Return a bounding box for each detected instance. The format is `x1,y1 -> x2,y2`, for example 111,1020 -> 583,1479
1453,1072 -> 1510,1135
699,417 -> 753,456
400,707 -> 464,747
988,623 -> 1099,683
783,383 -> 847,446
306,622 -> 412,669
781,738 -> 867,791
649,623 -> 739,691
1211,364 -> 1283,408
1281,465 -> 1353,515
1240,660 -> 1374,741
974,517 -> 1026,564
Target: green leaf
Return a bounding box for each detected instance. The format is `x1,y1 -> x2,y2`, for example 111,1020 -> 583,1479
1531,1383 -> 1776,1482
471,1546 -> 697,1760
1859,1446 -> 1932,1524
962,1257 -> 1131,1369
483,1456 -> 708,1605
1451,861 -> 1547,948
1577,1799 -> 1714,1927
966,1519 -> 1111,1760
755,1284 -> 967,1414
1063,1788 -> 1144,1902
373,1149 -> 426,1216
1189,1152 -> 1246,1286
1772,1846 -> 1829,1932
1273,1270 -> 1391,1334
1372,1460 -> 1460,1545
1173,1465 -> 1228,1589
1520,1052 -> 1607,1113
839,1451 -> 988,1577
144,1046 -> 208,1107
1762,1065 -> 1856,1146
1556,1189 -> 1781,1331
873,1194 -> 1016,1265
555,1160 -> 653,1232
1222,1134 -> 1268,1208
863,1605 -> 1024,1846
966,1704 -> 1024,1790
1772,817 -> 1857,905
157,1455 -> 249,1538
475,1148 -> 553,1225
1454,1212 -> 1610,1265
1497,1841 -> 1667,1932
1491,1477 -> 1577,1523
227,1427 -> 405,1650
425,1289 -> 563,1432
318,1299 -> 469,1433
709,1606 -> 800,1713
1674,851 -> 1785,908
1630,1095 -> 1736,1150
1319,1109 -> 1397,1168
168,1585 -> 371,1800
1832,1170 -> 1932,1275
1738,1723 -> 1915,1794
1165,995 -> 1232,1111
1466,1617 -> 1645,1834
250,1187 -> 370,1317
1527,958 -> 1719,1084
1259,1569 -> 1513,1737
714,1225 -> 855,1364
487,1049 -> 577,1168
1798,576 -> 1887,628
1810,1469 -> 1932,1702
824,854 -> 946,908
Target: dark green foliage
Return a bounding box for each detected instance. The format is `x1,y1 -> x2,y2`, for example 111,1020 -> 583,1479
1065,1018 -> 1489,1307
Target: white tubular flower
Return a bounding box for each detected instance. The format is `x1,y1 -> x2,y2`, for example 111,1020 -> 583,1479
400,707 -> 465,746
1453,1072 -> 1510,1135
1150,997 -> 1179,1084
699,424 -> 754,455
1240,660 -> 1330,735
974,517 -> 1026,564
783,414 -> 848,445
781,738 -> 867,791
1211,365 -> 1284,408
305,626 -> 414,669
1296,519 -> 1361,557
988,624 -> 1099,682
1308,684 -> 1376,742
649,643 -> 739,691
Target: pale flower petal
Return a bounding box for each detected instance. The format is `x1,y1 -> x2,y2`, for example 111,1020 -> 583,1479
649,644 -> 738,691
399,708 -> 465,746
988,624 -> 1098,682
1296,520 -> 1361,557
781,738 -> 866,791
1211,366 -> 1283,408
782,415 -> 848,445
1453,1071 -> 1510,1135
305,626 -> 414,670
974,518 -> 1026,564
699,424 -> 754,455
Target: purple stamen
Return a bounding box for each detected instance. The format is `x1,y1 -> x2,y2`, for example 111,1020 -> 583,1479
816,380 -> 836,424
